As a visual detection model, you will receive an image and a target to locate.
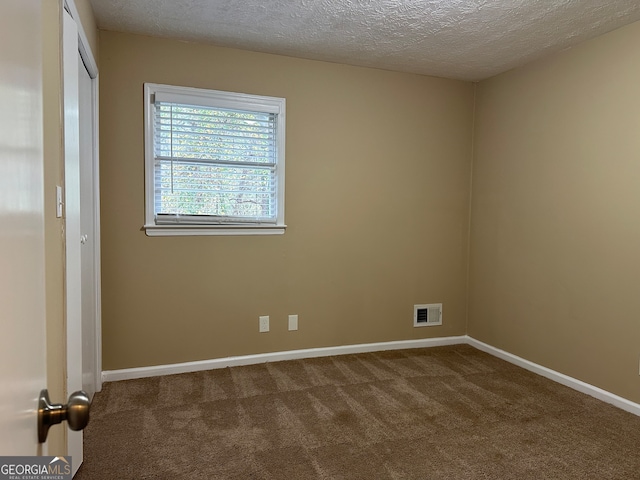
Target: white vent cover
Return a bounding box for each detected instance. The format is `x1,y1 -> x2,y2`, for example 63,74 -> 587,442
414,303 -> 442,327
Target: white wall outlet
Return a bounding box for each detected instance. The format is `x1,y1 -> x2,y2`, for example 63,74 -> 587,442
288,314 -> 298,331
259,315 -> 269,333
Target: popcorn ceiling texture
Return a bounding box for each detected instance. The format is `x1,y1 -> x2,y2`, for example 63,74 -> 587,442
90,0 -> 640,81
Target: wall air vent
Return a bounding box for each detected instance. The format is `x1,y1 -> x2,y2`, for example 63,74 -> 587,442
414,303 -> 442,327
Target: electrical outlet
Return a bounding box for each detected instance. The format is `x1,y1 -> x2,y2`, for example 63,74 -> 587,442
259,315 -> 269,333
288,314 -> 298,331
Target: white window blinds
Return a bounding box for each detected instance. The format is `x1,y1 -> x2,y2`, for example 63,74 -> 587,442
150,88 -> 284,225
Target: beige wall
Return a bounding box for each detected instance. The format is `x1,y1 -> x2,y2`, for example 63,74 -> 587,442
73,0 -> 99,66
98,31 -> 475,370
43,0 -> 66,456
42,0 -> 99,455
469,20 -> 640,403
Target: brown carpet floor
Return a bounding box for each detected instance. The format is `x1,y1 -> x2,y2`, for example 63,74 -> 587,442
75,345 -> 640,479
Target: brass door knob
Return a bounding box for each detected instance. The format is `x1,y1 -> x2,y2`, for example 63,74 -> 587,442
37,389 -> 90,443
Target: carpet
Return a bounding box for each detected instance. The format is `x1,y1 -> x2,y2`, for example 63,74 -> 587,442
75,345 -> 640,479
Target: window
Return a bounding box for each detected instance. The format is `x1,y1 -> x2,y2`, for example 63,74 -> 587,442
144,83 -> 286,236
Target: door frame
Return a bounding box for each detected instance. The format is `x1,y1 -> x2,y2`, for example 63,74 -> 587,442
63,0 -> 101,394
62,0 -> 101,471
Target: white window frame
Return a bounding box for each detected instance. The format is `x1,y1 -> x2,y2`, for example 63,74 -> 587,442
143,83 -> 286,236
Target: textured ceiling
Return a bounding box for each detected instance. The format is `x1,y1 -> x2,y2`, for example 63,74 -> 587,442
90,0 -> 640,81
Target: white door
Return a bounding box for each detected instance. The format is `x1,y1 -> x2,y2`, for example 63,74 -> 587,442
0,0 -> 47,455
79,54 -> 97,399
63,6 -> 101,473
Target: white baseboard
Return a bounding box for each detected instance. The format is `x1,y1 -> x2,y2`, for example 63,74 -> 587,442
466,336 -> 640,417
101,334 -> 640,417
101,335 -> 468,383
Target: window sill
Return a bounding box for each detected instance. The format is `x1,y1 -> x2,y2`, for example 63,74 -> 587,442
144,224 -> 286,237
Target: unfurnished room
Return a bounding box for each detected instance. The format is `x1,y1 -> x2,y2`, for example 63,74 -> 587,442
2,1 -> 640,479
